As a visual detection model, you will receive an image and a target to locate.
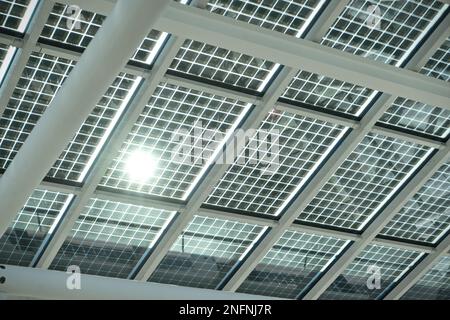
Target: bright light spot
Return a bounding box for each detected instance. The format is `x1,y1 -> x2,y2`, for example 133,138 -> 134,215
126,150 -> 158,182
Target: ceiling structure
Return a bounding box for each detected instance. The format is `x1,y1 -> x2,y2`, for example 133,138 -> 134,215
0,0 -> 449,300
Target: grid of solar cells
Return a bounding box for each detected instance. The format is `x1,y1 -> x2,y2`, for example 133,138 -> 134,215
101,82 -> 251,200
320,244 -> 423,300
0,51 -> 140,182
421,36 -> 449,82
237,231 -> 349,299
170,39 -> 278,92
0,189 -> 71,266
282,70 -> 376,116
401,256 -> 450,300
149,215 -> 266,289
41,2 -> 168,64
380,162 -> 450,244
379,97 -> 450,139
0,0 -> 37,32
206,0 -> 324,37
0,43 -> 15,84
297,133 -> 432,231
49,198 -> 176,279
321,0 -> 446,66
205,110 -> 347,216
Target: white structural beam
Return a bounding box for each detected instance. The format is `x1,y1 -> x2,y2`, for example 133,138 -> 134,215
0,265 -> 278,300
0,0 -> 171,237
0,0 -> 54,115
35,36 -> 185,268
384,235 -> 450,300
303,145 -> 450,299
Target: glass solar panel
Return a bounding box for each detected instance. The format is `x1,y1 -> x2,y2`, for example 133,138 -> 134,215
100,82 -> 252,200
205,0 -> 325,38
49,198 -> 176,279
237,231 -> 350,299
149,215 -> 266,289
169,39 -> 278,92
0,51 -> 141,182
297,133 -> 433,231
41,2 -> 168,65
380,162 -> 450,244
401,256 -> 450,300
205,110 -> 348,216
0,189 -> 72,267
421,36 -> 449,82
0,0 -> 37,32
282,69 -> 376,116
321,0 -> 447,66
50,199 -> 175,278
320,244 -> 423,300
379,97 -> 450,139
0,43 -> 16,84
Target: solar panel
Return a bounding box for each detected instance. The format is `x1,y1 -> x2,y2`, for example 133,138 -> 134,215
282,70 -> 377,116
0,189 -> 72,266
41,2 -> 168,65
421,36 -> 449,82
0,51 -> 141,182
49,198 -> 176,279
205,0 -> 326,38
297,133 -> 433,231
205,110 -> 348,216
100,82 -> 252,200
401,256 -> 450,300
321,0 -> 447,66
0,43 -> 15,84
0,0 -> 37,32
149,215 -> 266,289
237,230 -> 350,299
379,97 -> 450,139
380,162 -> 450,245
320,244 -> 423,300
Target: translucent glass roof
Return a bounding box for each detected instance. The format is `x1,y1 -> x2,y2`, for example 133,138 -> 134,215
421,36 -> 449,82
0,0 -> 37,33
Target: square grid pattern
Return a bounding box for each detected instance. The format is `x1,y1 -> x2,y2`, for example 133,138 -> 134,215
421,36 -> 449,82
320,244 -> 423,300
169,39 -> 278,92
321,0 -> 447,66
281,70 -> 376,116
101,82 -> 251,200
0,51 -> 140,182
237,230 -> 350,299
49,198 -> 176,279
205,110 -> 347,216
41,2 -> 168,65
0,189 -> 72,267
380,162 -> 450,245
401,256 -> 450,300
149,215 -> 266,289
205,0 -> 325,38
297,133 -> 433,231
379,97 -> 450,139
0,0 -> 37,32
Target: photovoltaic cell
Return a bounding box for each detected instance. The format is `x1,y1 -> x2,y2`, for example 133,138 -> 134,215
41,2 -> 168,65
0,43 -> 16,84
101,82 -> 251,200
401,256 -> 450,300
421,36 -> 449,82
321,0 -> 447,66
380,162 -> 450,244
237,231 -> 350,299
0,0 -> 37,32
0,189 -> 72,267
379,97 -> 450,139
205,110 -> 347,216
297,133 -> 433,231
320,244 -> 423,300
281,70 -> 376,116
0,52 -> 141,182
149,215 -> 266,289
49,198 -> 176,279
